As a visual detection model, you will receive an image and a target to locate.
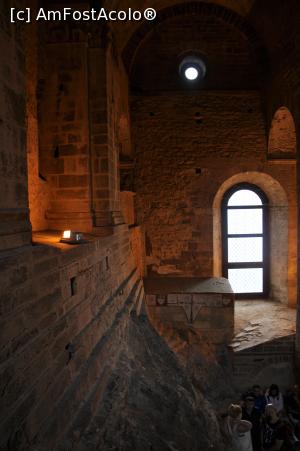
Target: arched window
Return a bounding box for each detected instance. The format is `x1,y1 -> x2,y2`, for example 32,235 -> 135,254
222,183 -> 269,298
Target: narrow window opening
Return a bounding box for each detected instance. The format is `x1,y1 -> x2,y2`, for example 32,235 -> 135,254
222,183 -> 269,298
70,277 -> 77,296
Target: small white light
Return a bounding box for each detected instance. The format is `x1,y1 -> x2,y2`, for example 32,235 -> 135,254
184,66 -> 199,81
63,230 -> 71,239
60,230 -> 86,245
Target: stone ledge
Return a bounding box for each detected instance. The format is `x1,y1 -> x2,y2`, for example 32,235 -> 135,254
144,276 -> 233,295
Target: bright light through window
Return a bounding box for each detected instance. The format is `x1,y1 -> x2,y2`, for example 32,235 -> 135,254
228,209 -> 262,235
184,66 -> 199,80
222,185 -> 268,296
228,237 -> 263,263
228,268 -> 263,293
228,189 -> 262,206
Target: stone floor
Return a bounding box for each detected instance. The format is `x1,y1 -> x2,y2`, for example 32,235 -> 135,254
232,300 -> 296,352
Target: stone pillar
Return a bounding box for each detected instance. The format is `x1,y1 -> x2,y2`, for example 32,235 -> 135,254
0,6 -> 31,250
39,27 -> 94,232
26,5 -> 51,232
36,23 -> 125,235
88,31 -> 124,233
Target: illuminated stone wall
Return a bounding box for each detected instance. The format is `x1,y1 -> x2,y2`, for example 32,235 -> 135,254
0,2 -> 31,250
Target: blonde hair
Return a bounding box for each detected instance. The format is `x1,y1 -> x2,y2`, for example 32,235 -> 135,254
228,404 -> 242,419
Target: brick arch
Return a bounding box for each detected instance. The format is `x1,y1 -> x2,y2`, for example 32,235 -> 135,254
268,106 -> 297,159
212,172 -> 295,305
122,1 -> 268,73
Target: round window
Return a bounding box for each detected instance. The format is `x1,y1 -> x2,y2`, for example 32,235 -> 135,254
179,55 -> 206,82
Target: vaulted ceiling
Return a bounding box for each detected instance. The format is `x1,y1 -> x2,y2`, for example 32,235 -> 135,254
104,0 -> 255,16
101,0 -> 299,82
104,0 -> 257,51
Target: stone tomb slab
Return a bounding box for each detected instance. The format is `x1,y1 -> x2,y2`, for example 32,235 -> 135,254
144,277 -> 234,345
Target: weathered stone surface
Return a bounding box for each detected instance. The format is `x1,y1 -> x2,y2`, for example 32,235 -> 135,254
144,277 -> 234,346
132,92 -> 296,292
231,300 -> 296,390
0,227 -> 144,450
66,312 -> 227,451
0,2 -> 31,248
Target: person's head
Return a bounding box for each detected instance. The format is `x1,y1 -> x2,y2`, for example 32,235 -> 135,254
252,385 -> 262,397
228,404 -> 242,420
265,404 -> 278,422
269,384 -> 279,397
244,393 -> 255,410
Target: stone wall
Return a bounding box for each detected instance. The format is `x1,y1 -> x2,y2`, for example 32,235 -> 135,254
120,191 -> 135,225
130,11 -> 260,92
132,92 -> 296,301
26,7 -> 51,232
264,67 -> 299,309
0,223 -> 230,451
232,335 -> 295,391
36,22 -> 132,232
0,226 -> 144,450
39,36 -> 92,232
1,1 -> 299,447
254,0 -> 300,369
0,2 -> 31,250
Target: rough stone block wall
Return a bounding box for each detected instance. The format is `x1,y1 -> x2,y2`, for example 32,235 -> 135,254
121,189 -> 145,276
129,224 -> 146,278
132,92 -> 296,288
251,0 -> 300,309
265,64 -> 299,309
39,40 -> 92,231
88,41 -> 131,227
26,9 -> 51,232
232,335 -> 295,391
254,0 -> 300,365
0,227 -> 143,450
0,2 -> 31,250
36,24 -> 132,231
120,191 -> 135,225
88,43 -> 111,227
106,46 -> 124,217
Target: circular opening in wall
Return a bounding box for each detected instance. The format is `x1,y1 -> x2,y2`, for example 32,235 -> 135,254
179,55 -> 206,82
185,66 -> 199,81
